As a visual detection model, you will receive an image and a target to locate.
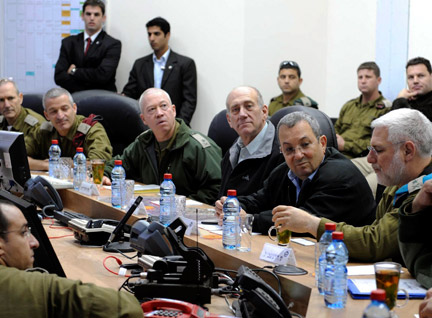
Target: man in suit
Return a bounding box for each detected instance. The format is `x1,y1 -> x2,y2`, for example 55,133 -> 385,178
54,0 -> 121,93
122,17 -> 197,125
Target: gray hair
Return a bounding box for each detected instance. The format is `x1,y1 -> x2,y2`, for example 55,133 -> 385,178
42,87 -> 74,109
277,111 -> 322,140
138,88 -> 172,113
225,86 -> 264,112
371,108 -> 432,158
0,78 -> 19,95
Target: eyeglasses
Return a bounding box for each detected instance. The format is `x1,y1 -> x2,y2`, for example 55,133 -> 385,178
0,226 -> 32,238
368,141 -> 406,157
367,145 -> 379,156
280,141 -> 314,156
279,61 -> 299,69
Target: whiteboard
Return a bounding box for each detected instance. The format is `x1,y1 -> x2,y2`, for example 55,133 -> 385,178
1,0 -> 84,93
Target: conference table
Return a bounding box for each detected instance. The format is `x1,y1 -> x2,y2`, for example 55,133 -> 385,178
43,187 -> 422,317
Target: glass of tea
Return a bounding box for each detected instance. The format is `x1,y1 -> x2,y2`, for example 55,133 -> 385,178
90,159 -> 105,189
374,262 -> 409,312
268,225 -> 291,246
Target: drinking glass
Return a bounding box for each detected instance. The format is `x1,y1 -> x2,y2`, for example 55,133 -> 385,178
237,214 -> 254,252
91,159 -> 105,189
268,225 -> 291,246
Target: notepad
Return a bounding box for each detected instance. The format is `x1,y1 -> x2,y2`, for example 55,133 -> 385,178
348,278 -> 427,299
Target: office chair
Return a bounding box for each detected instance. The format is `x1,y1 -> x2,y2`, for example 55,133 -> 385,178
207,109 -> 238,156
269,106 -> 338,149
21,93 -> 45,116
72,90 -> 147,156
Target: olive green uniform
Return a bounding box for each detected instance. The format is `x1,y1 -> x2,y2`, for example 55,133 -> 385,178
26,115 -> 112,160
0,107 -> 46,149
0,265 -> 143,318
268,90 -> 318,116
334,94 -> 391,158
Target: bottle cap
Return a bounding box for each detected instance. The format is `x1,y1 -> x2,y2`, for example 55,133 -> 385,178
51,140 -> 58,145
370,289 -> 386,302
164,173 -> 172,179
325,223 -> 336,231
227,189 -> 237,196
114,160 -> 122,166
332,231 -> 343,240
76,147 -> 83,152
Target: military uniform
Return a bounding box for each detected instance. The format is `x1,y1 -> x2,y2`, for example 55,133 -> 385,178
268,90 -> 318,116
0,107 -> 45,148
26,115 -> 112,160
0,265 -> 143,318
335,94 -> 391,158
316,162 -> 432,262
104,119 -> 222,205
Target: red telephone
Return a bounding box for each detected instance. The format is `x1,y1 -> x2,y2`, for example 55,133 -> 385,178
141,299 -> 233,318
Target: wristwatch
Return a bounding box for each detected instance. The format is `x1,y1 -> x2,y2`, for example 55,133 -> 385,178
70,67 -> 77,75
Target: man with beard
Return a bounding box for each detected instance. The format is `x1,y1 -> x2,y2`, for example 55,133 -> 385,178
273,108 -> 432,262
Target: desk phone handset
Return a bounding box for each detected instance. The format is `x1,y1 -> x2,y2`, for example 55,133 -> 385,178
141,299 -> 227,318
234,265 -> 292,318
24,176 -> 63,211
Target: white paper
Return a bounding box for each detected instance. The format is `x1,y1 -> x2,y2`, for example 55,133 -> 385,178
347,265 -> 375,276
291,238 -> 315,246
350,278 -> 427,295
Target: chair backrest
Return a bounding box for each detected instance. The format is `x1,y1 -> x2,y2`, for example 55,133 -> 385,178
207,109 -> 238,156
21,93 -> 45,116
269,106 -> 338,149
72,90 -> 147,156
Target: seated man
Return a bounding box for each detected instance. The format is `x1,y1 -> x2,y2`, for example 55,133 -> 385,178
272,108 -> 432,262
216,111 -> 376,233
219,86 -> 284,197
398,178 -> 432,289
0,78 -> 45,146
268,60 -> 318,116
0,200 -> 142,317
26,88 -> 112,171
103,88 -> 221,205
335,61 -> 391,158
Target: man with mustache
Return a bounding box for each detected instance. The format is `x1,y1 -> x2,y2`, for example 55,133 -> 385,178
103,88 -> 221,205
268,60 -> 318,116
122,17 -> 197,125
216,111 -> 376,233
0,200 -> 143,317
26,87 -> 112,171
272,108 -> 432,262
392,57 -> 432,121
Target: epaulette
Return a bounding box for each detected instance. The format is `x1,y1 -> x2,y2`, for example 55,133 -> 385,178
24,114 -> 39,127
191,133 -> 211,148
77,122 -> 92,135
298,97 -> 312,107
40,121 -> 54,132
376,99 -> 392,109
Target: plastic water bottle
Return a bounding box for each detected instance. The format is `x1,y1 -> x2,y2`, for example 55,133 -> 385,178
222,189 -> 240,249
111,160 -> 126,208
362,289 -> 391,318
73,147 -> 87,190
48,139 -> 61,178
324,231 -> 349,309
316,223 -> 336,294
159,173 -> 176,225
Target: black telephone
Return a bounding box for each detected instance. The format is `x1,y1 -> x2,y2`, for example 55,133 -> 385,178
24,176 -> 63,211
233,265 -> 292,318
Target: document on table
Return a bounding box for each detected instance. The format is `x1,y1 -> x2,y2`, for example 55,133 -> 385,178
348,278 -> 427,299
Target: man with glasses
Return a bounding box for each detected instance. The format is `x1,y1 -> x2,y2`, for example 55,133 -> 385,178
0,200 -> 143,316
0,78 -> 46,147
103,88 -> 221,205
272,108 -> 432,262
216,111 -> 375,233
268,60 -> 318,116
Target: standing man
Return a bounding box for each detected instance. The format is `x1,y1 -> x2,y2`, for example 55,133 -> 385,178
335,62 -> 391,158
26,87 -> 112,171
268,60 -> 318,116
273,109 -> 432,262
104,88 -> 221,205
0,78 -> 45,147
122,17 -> 197,125
54,0 -> 121,93
392,57 -> 432,121
219,86 -> 284,197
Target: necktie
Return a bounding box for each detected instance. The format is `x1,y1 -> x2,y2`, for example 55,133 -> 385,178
84,38 -> 92,56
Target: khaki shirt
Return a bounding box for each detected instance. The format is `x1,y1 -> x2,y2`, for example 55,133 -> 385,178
268,90 -> 318,115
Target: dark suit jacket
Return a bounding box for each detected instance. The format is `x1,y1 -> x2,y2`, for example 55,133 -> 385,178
122,50 -> 197,125
54,31 -> 121,93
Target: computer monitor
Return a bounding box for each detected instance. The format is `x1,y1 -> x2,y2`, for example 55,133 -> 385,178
0,131 -> 31,193
0,189 -> 66,277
